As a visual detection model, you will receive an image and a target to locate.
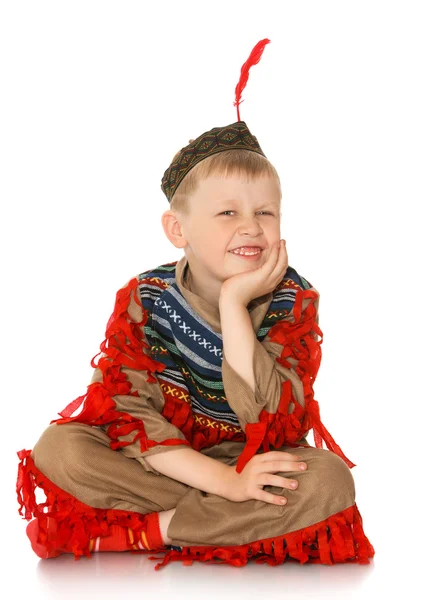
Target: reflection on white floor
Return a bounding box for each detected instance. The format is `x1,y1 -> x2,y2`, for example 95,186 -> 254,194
36,550 -> 375,599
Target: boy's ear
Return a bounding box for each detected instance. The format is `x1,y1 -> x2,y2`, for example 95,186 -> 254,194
161,210 -> 188,249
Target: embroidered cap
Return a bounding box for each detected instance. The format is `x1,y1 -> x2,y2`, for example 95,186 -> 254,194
161,39 -> 271,202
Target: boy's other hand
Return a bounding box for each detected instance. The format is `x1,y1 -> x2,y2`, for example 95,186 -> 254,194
220,240 -> 288,306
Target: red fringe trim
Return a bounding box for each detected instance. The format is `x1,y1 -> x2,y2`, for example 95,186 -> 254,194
16,451 -> 167,558
150,501 -> 375,570
236,288 -> 356,474
50,276 -> 191,454
17,450 -> 375,571
149,503 -> 375,570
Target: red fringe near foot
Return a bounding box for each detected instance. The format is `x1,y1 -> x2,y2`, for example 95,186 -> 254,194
16,451 -> 167,558
150,502 -> 375,571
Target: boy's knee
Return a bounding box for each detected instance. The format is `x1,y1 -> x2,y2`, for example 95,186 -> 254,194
274,447 -> 356,509
314,448 -> 356,503
31,422 -> 104,481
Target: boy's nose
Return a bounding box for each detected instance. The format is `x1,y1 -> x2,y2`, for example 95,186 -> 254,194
237,219 -> 263,232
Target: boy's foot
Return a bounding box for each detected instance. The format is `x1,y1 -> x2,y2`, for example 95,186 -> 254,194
26,518 -> 133,558
26,512 -> 170,559
26,519 -> 63,559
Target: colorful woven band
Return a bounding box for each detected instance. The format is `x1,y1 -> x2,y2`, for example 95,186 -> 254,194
160,120 -> 267,202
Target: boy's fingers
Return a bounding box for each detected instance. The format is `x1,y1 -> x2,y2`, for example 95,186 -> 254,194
271,241 -> 287,275
264,243 -> 280,271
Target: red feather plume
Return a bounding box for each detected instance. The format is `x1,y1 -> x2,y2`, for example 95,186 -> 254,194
234,38 -> 271,121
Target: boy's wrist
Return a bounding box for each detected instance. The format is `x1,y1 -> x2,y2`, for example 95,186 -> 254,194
219,291 -> 245,309
218,463 -> 237,501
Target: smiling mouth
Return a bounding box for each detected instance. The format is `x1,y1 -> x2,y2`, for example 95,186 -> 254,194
228,249 -> 263,258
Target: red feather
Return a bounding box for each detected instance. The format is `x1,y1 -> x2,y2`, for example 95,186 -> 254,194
234,38 -> 271,121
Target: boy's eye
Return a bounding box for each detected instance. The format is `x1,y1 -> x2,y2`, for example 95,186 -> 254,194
220,211 -> 273,216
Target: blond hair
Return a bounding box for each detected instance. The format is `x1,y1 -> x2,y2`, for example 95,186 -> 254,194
168,140 -> 281,218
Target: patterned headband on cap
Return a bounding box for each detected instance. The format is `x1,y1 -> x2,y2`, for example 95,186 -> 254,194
161,38 -> 271,203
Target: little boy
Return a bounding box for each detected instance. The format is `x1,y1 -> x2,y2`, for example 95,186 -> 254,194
17,121 -> 375,570
17,38 -> 375,570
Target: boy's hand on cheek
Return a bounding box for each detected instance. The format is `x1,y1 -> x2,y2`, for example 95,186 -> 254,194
219,240 -> 288,307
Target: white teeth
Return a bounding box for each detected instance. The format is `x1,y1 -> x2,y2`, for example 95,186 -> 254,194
230,248 -> 261,256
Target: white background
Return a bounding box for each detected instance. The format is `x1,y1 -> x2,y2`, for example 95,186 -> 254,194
2,1 -> 425,597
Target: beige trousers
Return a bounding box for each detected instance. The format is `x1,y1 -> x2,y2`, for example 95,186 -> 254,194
30,422 -> 357,549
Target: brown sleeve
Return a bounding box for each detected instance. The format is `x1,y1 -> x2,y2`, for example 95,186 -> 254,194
88,363 -> 191,474
221,335 -> 306,429
220,287 -> 322,472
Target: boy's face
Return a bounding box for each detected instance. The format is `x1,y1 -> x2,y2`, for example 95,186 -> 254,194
179,174 -> 282,281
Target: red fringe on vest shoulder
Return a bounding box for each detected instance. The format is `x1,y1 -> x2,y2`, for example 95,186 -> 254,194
50,277 -> 191,454
17,450 -> 374,570
16,451 -> 167,558
236,288 -> 356,474
152,502 -> 374,570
